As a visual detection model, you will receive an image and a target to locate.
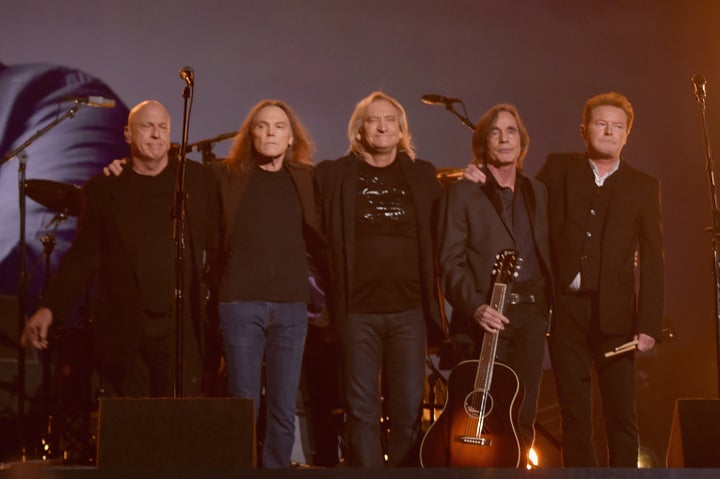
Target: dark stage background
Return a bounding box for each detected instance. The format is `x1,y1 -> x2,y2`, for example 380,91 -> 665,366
2,0 -> 720,468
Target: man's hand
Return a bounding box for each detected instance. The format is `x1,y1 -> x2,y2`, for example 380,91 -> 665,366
635,333 -> 656,352
463,163 -> 487,184
473,304 -> 510,334
103,158 -> 127,177
21,307 -> 54,350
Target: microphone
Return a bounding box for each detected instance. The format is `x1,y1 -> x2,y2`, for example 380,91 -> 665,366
64,96 -> 116,108
422,94 -> 461,106
179,66 -> 195,86
692,75 -> 707,102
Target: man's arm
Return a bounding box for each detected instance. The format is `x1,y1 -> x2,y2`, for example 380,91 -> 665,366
103,158 -> 128,176
463,163 -> 486,184
437,183 -> 507,333
38,179 -> 104,328
21,307 -> 53,350
636,178 -> 665,348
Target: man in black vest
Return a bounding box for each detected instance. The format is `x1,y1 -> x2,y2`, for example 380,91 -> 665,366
536,92 -> 664,467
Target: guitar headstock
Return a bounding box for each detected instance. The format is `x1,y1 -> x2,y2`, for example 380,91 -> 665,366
492,249 -> 520,286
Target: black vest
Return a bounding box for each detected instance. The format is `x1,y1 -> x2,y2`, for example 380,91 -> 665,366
579,172 -> 618,291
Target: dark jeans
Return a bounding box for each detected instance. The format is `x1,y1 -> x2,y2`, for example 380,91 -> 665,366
219,300 -> 308,469
341,308 -> 426,467
548,292 -> 638,467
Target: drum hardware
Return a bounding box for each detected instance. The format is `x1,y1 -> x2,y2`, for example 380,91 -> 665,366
24,178 -> 92,463
25,179 -> 82,218
187,131 -> 237,164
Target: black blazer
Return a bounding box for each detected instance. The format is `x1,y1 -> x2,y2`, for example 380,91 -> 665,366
437,171 -> 553,334
536,152 -> 664,339
314,152 -> 444,343
43,159 -> 220,368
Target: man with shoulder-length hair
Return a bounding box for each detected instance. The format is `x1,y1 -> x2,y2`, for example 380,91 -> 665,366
438,103 -> 553,457
315,91 -> 444,467
211,99 -> 326,469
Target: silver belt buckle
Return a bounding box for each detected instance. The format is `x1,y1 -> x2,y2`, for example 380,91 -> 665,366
509,293 -> 535,305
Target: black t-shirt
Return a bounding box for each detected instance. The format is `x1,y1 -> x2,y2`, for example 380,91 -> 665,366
350,159 -> 421,313
129,165 -> 175,314
220,165 -> 308,303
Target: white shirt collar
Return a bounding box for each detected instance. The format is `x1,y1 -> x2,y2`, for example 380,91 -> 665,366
588,158 -> 620,186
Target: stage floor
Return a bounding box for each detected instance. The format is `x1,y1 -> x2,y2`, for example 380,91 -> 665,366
2,464 -> 720,479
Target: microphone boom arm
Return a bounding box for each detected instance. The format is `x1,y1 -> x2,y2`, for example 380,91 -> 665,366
421,95 -> 474,132
444,102 -> 475,132
1,103 -> 82,167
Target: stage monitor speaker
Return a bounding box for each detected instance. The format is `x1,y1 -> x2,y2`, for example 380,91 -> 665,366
97,397 -> 255,470
666,398 -> 720,467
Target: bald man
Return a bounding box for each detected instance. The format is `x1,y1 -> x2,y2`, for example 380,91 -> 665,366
22,100 -> 220,397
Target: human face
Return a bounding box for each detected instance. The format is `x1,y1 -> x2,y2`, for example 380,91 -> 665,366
251,105 -> 293,161
361,99 -> 402,156
125,102 -> 171,164
582,105 -> 629,160
486,110 -> 521,167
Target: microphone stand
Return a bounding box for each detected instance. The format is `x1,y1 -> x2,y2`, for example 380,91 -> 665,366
422,98 -> 475,132
693,77 -> 720,395
172,80 -> 193,398
445,102 -> 475,132
38,213 -> 66,459
1,103 -> 82,459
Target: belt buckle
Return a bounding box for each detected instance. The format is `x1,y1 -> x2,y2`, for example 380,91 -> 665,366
509,293 -> 535,305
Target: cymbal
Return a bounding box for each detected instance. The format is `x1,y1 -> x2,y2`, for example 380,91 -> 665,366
25,179 -> 82,216
436,167 -> 463,186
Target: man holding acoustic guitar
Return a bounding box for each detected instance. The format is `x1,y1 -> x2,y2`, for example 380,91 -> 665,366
430,104 -> 553,467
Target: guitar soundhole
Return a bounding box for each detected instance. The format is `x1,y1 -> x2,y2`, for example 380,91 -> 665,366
464,390 -> 492,419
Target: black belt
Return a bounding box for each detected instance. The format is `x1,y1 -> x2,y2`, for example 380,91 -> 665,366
509,293 -> 536,305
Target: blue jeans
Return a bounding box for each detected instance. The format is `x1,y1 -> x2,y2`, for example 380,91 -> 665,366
219,301 -> 308,469
341,308 -> 426,467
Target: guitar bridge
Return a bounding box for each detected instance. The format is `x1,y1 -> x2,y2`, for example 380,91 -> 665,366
458,436 -> 492,446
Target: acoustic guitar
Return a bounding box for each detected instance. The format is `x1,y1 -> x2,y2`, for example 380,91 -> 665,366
420,249 -> 526,468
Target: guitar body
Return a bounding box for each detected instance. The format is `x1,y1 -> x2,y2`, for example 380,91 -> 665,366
420,359 -> 526,468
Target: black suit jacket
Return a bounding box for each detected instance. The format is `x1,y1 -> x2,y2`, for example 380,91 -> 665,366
43,159 -> 220,368
314,152 -> 444,343
536,152 -> 664,339
438,171 -> 553,338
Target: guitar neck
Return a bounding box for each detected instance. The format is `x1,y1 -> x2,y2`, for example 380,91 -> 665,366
475,282 -> 508,391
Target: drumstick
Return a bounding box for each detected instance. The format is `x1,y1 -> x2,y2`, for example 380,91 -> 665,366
604,339 -> 639,358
